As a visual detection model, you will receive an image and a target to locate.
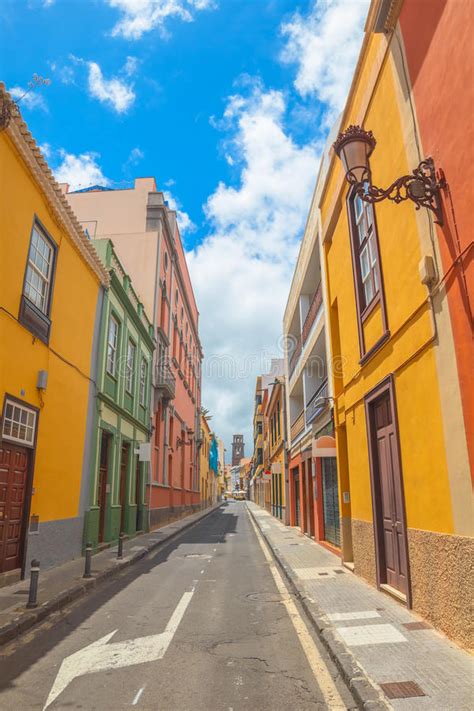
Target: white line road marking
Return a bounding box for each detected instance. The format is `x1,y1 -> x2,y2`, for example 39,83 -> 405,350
43,590 -> 195,710
248,513 -> 347,710
132,687 -> 145,705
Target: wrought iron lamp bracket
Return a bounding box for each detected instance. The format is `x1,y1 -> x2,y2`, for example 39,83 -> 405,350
350,157 -> 445,226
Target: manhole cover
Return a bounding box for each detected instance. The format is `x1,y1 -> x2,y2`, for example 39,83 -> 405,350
380,681 -> 425,699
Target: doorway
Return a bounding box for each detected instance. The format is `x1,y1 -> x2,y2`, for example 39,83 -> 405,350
0,443 -> 29,573
135,457 -> 141,531
119,442 -> 130,534
366,380 -> 409,597
293,469 -> 300,527
322,457 -> 340,547
97,431 -> 111,543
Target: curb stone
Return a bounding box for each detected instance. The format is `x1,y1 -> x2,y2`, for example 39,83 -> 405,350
247,504 -> 391,711
0,503 -> 221,649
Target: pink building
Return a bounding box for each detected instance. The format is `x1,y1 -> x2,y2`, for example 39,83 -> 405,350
64,178 -> 202,527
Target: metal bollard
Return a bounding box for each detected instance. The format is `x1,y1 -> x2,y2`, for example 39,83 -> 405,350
26,559 -> 40,609
83,542 -> 93,578
117,532 -> 125,559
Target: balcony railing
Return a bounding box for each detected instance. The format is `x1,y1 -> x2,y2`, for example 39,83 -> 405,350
290,410 -> 305,442
302,282 -> 323,345
289,337 -> 302,377
305,378 -> 329,426
155,363 -> 176,401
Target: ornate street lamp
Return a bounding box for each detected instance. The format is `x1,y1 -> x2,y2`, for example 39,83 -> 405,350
333,125 -> 445,225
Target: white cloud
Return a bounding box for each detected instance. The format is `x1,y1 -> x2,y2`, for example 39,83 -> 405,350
281,0 -> 369,119
123,56 -> 139,76
53,150 -> 110,191
164,190 -> 195,234
107,0 -> 216,40
87,61 -> 135,113
9,86 -> 48,112
187,82 -> 320,450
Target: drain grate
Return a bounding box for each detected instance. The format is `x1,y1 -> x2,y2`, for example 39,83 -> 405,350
318,572 -> 329,576
380,681 -> 425,699
403,621 -> 432,630
334,569 -> 345,574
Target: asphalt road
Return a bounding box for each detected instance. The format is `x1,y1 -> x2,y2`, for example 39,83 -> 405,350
0,502 -> 356,710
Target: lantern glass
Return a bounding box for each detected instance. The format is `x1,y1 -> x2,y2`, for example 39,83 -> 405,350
341,138 -> 370,183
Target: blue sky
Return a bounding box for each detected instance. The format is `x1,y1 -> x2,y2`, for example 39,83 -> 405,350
2,0 -> 369,454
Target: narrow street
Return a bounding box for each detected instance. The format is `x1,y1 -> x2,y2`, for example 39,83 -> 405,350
0,503 -> 355,711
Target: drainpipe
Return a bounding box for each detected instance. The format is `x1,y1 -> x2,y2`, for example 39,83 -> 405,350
280,378 -> 290,526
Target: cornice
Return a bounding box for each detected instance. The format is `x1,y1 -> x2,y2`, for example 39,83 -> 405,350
1,84 -> 109,287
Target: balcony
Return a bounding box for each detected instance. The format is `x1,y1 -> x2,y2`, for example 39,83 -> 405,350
302,282 -> 323,345
289,337 -> 302,378
290,410 -> 305,442
155,364 -> 176,401
305,378 -> 329,426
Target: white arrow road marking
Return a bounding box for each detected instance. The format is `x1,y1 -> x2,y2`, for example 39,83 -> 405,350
43,590 -> 194,710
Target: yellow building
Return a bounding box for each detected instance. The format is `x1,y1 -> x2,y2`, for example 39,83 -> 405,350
199,413 -> 212,508
0,86 -> 108,578
319,5 -> 472,646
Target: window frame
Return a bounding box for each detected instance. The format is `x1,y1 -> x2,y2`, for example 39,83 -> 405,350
139,355 -> 148,407
347,187 -> 389,361
1,397 -> 38,448
106,314 -> 120,377
19,218 -> 58,343
126,338 -> 137,395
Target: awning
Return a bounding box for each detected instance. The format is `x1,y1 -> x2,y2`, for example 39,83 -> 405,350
312,435 -> 336,458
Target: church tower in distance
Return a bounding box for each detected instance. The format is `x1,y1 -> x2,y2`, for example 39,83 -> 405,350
231,434 -> 245,466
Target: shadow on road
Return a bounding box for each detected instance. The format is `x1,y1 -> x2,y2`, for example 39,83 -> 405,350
0,504 -> 239,693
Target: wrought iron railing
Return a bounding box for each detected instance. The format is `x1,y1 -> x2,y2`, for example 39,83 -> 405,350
305,378 -> 329,426
302,282 -> 323,345
155,363 -> 176,399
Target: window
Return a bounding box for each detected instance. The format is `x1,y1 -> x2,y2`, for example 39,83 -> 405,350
126,340 -> 136,394
139,357 -> 148,406
2,399 -> 36,447
164,252 -> 168,271
106,316 -> 119,376
352,193 -> 379,310
24,225 -> 54,314
175,288 -> 178,304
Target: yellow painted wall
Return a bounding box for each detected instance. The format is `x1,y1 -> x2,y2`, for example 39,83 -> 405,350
322,33 -> 454,534
0,132 -> 101,522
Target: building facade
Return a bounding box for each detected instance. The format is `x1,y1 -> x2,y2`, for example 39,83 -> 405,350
83,239 -> 154,549
65,179 -> 203,529
0,86 -> 108,576
319,0 -> 472,646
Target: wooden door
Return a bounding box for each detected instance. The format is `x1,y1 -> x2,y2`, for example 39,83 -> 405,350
293,472 -> 300,527
97,432 -> 110,543
373,394 -> 408,594
306,462 -> 315,537
0,443 -> 29,573
119,442 -> 129,533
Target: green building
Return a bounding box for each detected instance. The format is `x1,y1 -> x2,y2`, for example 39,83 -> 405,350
84,239 -> 155,549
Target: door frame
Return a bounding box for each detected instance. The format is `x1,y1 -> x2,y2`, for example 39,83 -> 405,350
364,375 -> 412,607
0,394 -> 39,579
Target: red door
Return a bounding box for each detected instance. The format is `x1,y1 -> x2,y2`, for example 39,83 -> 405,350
119,443 -> 129,533
0,443 -> 29,573
373,395 -> 408,595
97,432 -> 110,543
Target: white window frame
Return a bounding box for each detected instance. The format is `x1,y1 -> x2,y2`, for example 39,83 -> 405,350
24,225 -> 54,314
139,356 -> 148,406
2,399 -> 36,447
126,339 -> 136,394
107,315 -> 119,376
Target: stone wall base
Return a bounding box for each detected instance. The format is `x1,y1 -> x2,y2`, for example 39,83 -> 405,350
350,518 -> 473,649
351,518 -> 377,586
408,527 -> 474,649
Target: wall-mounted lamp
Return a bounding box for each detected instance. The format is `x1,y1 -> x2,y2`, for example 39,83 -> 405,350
333,125 -> 445,226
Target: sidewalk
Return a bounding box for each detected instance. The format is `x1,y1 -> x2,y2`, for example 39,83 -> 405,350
247,502 -> 473,711
0,503 -> 221,648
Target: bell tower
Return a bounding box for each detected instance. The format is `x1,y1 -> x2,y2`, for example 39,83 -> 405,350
231,434 -> 245,466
